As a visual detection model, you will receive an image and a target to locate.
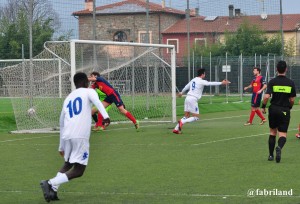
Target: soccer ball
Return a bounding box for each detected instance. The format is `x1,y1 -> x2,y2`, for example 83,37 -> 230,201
27,108 -> 36,116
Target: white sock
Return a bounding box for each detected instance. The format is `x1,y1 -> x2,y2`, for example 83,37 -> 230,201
184,117 -> 199,123
174,124 -> 179,130
49,173 -> 69,189
50,172 -> 63,191
174,117 -> 187,130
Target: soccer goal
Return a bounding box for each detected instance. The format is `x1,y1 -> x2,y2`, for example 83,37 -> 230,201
1,40 -> 176,133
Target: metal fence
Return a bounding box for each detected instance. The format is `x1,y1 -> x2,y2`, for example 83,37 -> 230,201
176,55 -> 300,95
1,55 -> 300,98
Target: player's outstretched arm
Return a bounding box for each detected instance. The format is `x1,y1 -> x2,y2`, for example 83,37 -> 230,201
221,79 -> 231,85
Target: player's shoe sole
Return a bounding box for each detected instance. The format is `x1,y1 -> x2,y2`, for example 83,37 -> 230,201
172,129 -> 181,134
296,133 -> 300,139
244,121 -> 252,126
275,146 -> 281,163
40,180 -> 51,202
260,119 -> 267,125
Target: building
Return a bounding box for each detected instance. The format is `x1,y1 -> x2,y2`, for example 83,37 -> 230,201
73,1 -> 300,61
73,0 -> 187,44
162,6 -> 300,59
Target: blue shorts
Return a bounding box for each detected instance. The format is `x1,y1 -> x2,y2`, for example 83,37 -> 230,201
251,93 -> 262,107
104,91 -> 124,107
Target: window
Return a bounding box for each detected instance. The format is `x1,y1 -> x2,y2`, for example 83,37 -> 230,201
138,31 -> 152,43
195,38 -> 207,47
113,31 -> 127,42
167,39 -> 179,53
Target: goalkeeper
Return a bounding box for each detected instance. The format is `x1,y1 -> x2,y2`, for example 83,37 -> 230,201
91,83 -> 112,131
88,71 -> 139,130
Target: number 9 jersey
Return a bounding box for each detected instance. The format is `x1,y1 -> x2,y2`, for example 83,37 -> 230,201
182,77 -> 222,100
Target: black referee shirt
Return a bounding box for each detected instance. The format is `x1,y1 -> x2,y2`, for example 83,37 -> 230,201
265,75 -> 296,108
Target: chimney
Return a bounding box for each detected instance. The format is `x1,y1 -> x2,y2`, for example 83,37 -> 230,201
190,8 -> 199,17
85,0 -> 93,11
235,9 -> 241,17
195,7 -> 199,16
162,0 -> 165,9
229,5 -> 234,19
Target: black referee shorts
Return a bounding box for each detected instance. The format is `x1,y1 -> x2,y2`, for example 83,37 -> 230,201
268,105 -> 290,132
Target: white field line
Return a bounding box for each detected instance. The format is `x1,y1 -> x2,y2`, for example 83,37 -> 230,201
1,109 -> 300,145
191,132 -> 269,146
0,135 -> 56,143
1,111 -> 300,198
1,189 -> 299,198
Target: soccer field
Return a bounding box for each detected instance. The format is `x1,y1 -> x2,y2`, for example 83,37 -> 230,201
1,98 -> 300,203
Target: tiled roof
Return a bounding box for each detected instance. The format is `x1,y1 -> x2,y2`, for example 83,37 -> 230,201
162,14 -> 300,34
73,0 -> 186,16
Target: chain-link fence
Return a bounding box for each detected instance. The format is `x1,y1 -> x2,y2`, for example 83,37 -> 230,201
1,0 -> 300,97
176,55 -> 300,95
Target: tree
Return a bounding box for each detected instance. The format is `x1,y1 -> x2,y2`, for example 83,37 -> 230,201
223,19 -> 270,56
0,0 -> 68,59
190,19 -> 283,61
284,37 -> 296,57
191,19 -> 285,58
193,41 -> 225,57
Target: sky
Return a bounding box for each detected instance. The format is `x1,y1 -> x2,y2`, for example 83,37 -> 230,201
0,0 -> 300,39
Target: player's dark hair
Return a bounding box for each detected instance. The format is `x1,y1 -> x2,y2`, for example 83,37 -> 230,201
91,71 -> 100,77
74,72 -> 89,88
277,60 -> 287,74
253,67 -> 261,73
197,68 -> 205,76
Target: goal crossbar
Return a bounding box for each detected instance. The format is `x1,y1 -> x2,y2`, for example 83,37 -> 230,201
68,40 -> 177,123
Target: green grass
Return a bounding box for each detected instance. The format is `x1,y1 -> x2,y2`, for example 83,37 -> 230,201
1,98 -> 300,203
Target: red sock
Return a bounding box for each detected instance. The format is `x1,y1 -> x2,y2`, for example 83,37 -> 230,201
125,111 -> 136,124
255,109 -> 265,120
249,111 -> 255,123
96,113 -> 103,127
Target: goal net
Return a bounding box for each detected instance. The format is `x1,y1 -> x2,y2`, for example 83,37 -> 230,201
0,40 -> 176,133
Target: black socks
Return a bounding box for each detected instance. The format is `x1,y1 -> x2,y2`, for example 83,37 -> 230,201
92,113 -> 98,122
278,136 -> 286,149
268,135 -> 276,156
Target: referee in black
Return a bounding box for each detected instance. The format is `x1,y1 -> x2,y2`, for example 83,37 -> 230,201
261,60 -> 296,163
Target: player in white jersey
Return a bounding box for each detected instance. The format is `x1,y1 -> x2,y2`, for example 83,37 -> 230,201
173,68 -> 230,134
40,72 -> 110,202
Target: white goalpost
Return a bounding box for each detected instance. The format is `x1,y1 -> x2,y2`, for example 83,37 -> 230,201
1,40 -> 176,133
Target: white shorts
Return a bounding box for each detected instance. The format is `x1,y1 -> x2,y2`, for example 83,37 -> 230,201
63,138 -> 90,165
184,96 -> 199,114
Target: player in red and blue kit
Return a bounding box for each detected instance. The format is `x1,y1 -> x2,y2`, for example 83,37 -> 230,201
88,71 -> 139,130
244,67 -> 267,126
